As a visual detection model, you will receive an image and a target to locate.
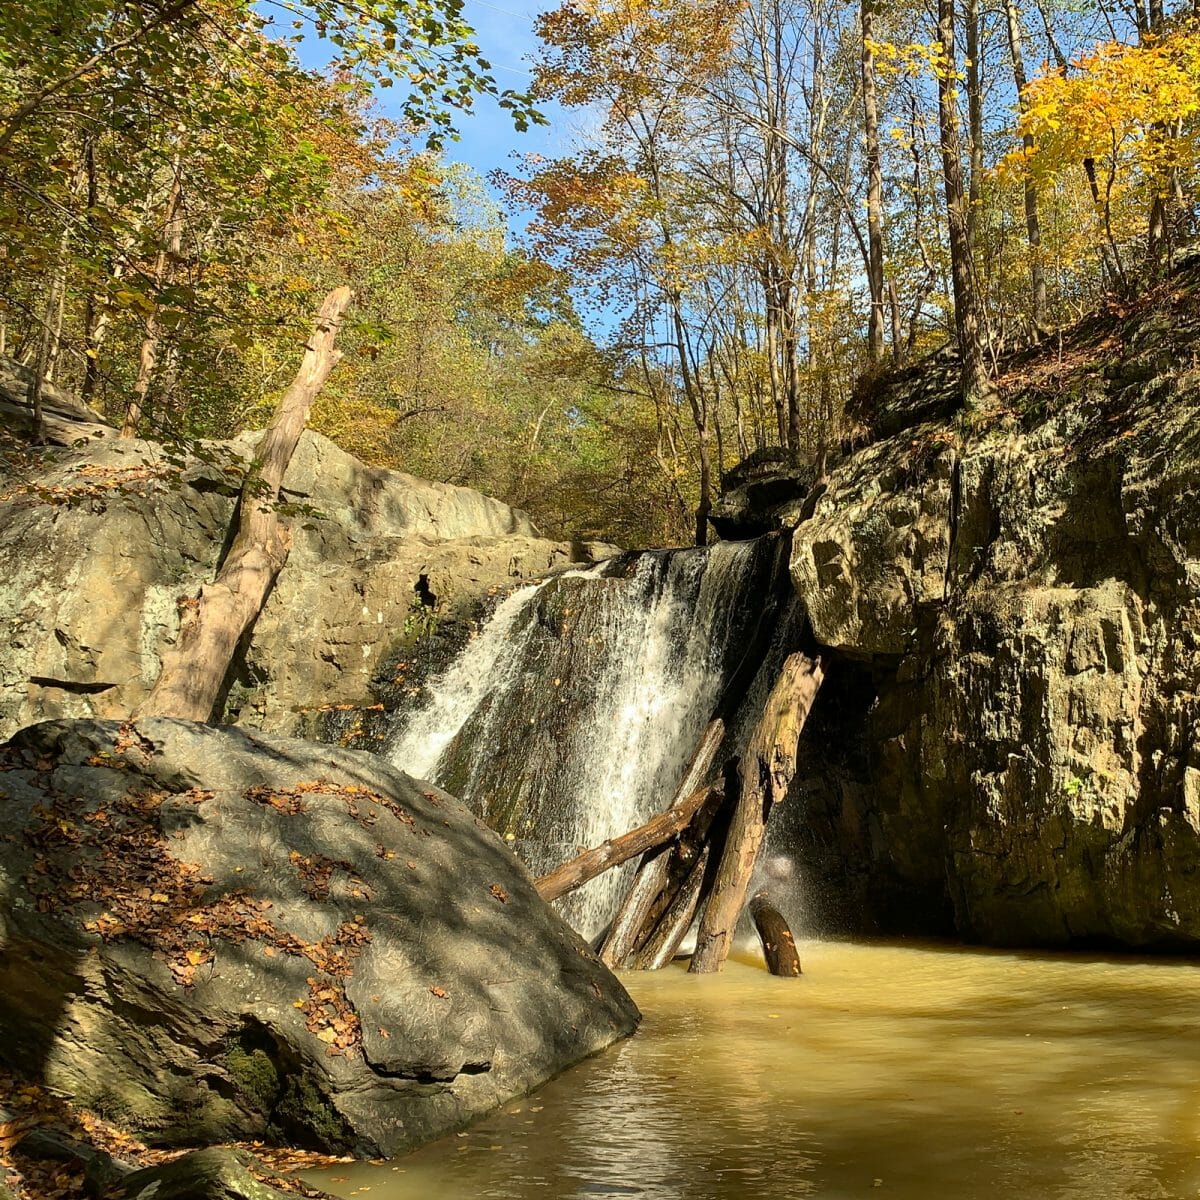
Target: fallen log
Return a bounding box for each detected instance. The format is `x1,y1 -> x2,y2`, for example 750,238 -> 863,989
598,718 -> 725,967
535,783 -> 718,903
631,845 -> 711,970
136,286 -> 352,721
749,891 -> 802,977
689,651 -> 824,974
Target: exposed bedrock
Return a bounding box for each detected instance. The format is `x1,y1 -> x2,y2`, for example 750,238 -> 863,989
778,275 -> 1200,948
0,401 -> 605,740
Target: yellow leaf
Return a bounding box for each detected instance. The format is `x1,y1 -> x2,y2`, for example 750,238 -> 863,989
317,1027 -> 338,1043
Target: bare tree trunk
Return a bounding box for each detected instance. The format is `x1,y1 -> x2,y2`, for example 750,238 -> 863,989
121,153 -> 184,439
964,0 -> 984,245
689,652 -> 824,974
26,226 -> 71,444
1002,0 -> 1048,333
861,0 -> 886,364
888,277 -> 903,362
136,286 -> 352,721
936,0 -> 993,409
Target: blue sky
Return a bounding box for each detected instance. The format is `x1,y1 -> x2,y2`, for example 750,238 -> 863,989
449,0 -> 566,184
285,0 -> 578,221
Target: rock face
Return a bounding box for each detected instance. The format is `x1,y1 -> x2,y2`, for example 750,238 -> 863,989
0,412 -> 599,741
0,718 -> 639,1157
707,448 -> 817,539
780,264 -> 1200,948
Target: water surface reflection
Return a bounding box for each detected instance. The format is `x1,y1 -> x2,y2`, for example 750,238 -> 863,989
309,940 -> 1200,1199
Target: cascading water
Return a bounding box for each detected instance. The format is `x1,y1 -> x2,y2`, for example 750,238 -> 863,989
385,537 -> 784,937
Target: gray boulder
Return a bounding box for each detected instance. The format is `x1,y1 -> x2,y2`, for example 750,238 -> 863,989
0,718 -> 639,1156
121,1148 -> 304,1200
708,449 -> 817,539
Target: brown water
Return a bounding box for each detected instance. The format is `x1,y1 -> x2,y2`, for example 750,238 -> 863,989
309,940 -> 1200,1200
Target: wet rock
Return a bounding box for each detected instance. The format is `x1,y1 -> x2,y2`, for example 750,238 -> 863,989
0,718 -> 640,1157
787,266 -> 1200,948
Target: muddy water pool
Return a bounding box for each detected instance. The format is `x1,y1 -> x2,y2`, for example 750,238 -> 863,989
309,940 -> 1200,1200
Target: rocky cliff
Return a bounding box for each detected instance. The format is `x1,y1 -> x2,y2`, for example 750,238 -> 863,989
773,260 -> 1200,948
0,381 -> 606,742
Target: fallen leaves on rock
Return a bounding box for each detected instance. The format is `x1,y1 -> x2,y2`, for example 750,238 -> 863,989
244,780 -> 418,833
300,977 -> 362,1056
488,884 -> 508,904
17,739 -> 374,1055
0,463 -> 175,509
0,1069 -> 346,1199
287,851 -> 368,903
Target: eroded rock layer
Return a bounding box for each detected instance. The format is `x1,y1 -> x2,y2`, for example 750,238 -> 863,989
0,421 -> 594,740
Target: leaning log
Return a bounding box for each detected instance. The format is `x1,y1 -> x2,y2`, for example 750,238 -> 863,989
599,718 -> 725,967
631,845 -> 711,970
136,286 -> 352,721
688,652 -> 824,974
535,783 -> 718,903
749,891 -> 802,977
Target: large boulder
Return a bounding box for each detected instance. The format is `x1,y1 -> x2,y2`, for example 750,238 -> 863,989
0,718 -> 639,1156
0,421 -> 598,740
708,449 -> 817,539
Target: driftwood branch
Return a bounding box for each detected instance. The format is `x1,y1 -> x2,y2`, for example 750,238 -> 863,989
535,782 -> 719,903
630,845 -> 712,970
750,891 -> 802,977
689,652 -> 824,974
136,286 -> 352,721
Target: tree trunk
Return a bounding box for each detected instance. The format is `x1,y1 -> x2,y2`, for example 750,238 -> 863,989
600,718 -> 725,967
862,0 -> 886,364
535,784 -> 719,903
121,153 -> 184,439
689,652 -> 824,974
750,891 -> 802,977
1002,0 -> 1048,332
135,286 -> 352,721
26,227 -> 71,444
964,0 -> 984,244
936,0 -> 992,409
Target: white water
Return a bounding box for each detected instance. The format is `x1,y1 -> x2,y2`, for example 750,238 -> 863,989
388,581 -> 546,781
386,540 -> 775,937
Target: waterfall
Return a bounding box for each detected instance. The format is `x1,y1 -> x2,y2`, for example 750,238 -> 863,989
386,537 -> 782,937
